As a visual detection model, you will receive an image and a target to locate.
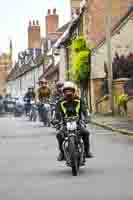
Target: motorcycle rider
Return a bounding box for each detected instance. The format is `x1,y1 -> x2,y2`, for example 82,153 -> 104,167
37,78 -> 51,121
37,78 -> 51,101
55,81 -> 93,161
50,81 -> 64,123
24,87 -> 36,115
51,81 -> 64,103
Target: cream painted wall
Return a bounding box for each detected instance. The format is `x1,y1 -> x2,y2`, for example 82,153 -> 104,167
59,48 -> 67,81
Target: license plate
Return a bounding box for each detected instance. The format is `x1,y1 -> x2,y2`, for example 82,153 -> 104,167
8,104 -> 14,108
67,121 -> 77,131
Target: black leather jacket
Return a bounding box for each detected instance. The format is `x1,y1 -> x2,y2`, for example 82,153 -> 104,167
24,92 -> 35,103
55,97 -> 89,121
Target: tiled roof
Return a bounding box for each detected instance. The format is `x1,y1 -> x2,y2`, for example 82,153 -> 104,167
54,15 -> 83,48
7,54 -> 44,81
54,4 -> 86,49
57,22 -> 70,33
43,64 -> 59,80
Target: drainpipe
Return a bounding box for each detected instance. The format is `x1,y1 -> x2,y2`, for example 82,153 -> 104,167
66,46 -> 70,81
88,52 -> 92,113
105,0 -> 114,115
20,77 -> 22,95
33,68 -> 36,88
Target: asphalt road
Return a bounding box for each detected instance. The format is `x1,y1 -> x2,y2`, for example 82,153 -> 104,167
0,115 -> 133,200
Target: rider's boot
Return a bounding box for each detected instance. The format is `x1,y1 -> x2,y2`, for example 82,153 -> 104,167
84,135 -> 93,159
57,151 -> 64,161
56,134 -> 64,161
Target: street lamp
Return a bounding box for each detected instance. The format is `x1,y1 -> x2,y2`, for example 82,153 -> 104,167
105,0 -> 114,115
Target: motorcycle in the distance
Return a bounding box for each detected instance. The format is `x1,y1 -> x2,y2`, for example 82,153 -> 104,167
14,104 -> 24,117
50,101 -> 58,127
0,98 -> 5,116
24,98 -> 32,116
50,102 -> 56,120
40,99 -> 51,127
56,116 -> 86,176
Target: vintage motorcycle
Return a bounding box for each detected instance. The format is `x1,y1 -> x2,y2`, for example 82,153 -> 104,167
56,116 -> 86,176
29,101 -> 38,121
40,99 -> 51,127
50,102 -> 56,121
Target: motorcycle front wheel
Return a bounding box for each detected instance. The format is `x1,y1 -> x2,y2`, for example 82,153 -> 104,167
68,136 -> 79,176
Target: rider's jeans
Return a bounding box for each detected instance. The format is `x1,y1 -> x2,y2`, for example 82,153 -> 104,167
38,104 -> 44,121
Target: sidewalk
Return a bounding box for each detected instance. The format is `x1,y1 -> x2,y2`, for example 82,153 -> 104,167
91,113 -> 133,135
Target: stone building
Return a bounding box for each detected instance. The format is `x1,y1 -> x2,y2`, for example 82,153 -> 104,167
91,7 -> 133,112
0,40 -> 12,96
70,0 -> 80,15
87,0 -> 133,112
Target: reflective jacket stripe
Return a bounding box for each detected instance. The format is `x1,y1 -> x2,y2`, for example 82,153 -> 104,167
60,99 -> 80,117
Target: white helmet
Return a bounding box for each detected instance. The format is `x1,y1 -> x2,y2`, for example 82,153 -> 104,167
62,81 -> 76,93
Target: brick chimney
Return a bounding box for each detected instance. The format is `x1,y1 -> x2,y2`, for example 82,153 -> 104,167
28,20 -> 41,49
45,8 -> 59,36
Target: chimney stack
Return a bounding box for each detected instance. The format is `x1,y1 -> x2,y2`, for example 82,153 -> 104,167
53,8 -> 56,14
45,8 -> 59,36
48,9 -> 51,15
28,19 -> 41,49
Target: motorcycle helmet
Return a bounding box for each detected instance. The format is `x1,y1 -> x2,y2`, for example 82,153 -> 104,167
62,81 -> 76,100
28,86 -> 34,89
56,81 -> 64,93
56,81 -> 64,89
62,81 -> 76,92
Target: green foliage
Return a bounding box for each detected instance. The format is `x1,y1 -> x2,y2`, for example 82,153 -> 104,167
69,36 -> 91,84
71,36 -> 88,52
115,93 -> 128,107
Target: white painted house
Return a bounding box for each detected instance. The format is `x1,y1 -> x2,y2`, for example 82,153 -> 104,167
7,51 -> 44,97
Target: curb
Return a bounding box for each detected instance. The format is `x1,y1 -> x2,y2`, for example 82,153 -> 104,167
91,120 -> 133,136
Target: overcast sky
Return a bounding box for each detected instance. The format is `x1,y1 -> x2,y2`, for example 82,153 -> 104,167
0,0 -> 70,60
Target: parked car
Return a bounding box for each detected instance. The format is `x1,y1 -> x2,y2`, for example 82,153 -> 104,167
3,97 -> 15,113
0,97 -> 5,115
14,96 -> 25,117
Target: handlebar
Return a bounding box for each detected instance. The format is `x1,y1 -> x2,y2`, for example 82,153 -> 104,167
64,116 -> 79,122
53,117 -> 87,130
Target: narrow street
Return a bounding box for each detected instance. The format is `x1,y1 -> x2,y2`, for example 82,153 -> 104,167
0,116 -> 133,200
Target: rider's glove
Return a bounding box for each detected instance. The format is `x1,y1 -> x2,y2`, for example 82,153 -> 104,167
84,116 -> 91,124
51,119 -> 60,126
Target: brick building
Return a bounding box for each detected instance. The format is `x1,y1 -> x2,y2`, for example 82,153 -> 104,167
86,0 -> 133,45
40,9 -> 69,86
70,0 -> 133,44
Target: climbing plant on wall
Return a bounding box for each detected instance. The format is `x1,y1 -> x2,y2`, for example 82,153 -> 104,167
68,36 -> 91,106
